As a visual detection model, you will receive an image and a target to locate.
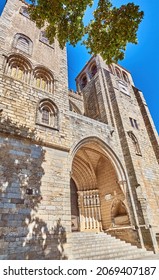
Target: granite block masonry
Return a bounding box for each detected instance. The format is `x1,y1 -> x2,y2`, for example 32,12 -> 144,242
0,0 -> 159,259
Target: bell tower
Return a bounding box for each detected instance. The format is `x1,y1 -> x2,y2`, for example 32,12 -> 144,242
0,0 -> 69,130
76,54 -> 159,252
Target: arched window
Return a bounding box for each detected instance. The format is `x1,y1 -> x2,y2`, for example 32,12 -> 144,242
90,63 -> 97,78
11,65 -> 23,79
80,75 -> 87,89
41,107 -> 50,125
20,6 -> 30,19
128,131 -> 142,156
13,33 -> 33,55
4,54 -> 32,84
33,67 -> 54,93
17,37 -> 29,52
39,31 -> 54,48
36,99 -> 58,129
115,67 -> 121,78
123,71 -> 129,83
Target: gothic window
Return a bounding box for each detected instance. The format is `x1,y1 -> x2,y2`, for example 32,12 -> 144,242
20,6 -> 30,19
123,71 -> 129,83
39,31 -> 54,48
128,131 -> 142,156
12,33 -> 33,55
80,75 -> 87,89
33,67 -> 54,93
90,63 -> 97,78
36,99 -> 58,129
115,67 -> 121,78
5,54 -> 32,84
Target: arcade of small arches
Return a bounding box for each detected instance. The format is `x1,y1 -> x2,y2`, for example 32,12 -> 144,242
80,62 -> 98,90
70,138 -> 131,233
108,65 -> 130,84
79,61 -> 130,90
3,52 -> 58,129
4,53 -> 54,93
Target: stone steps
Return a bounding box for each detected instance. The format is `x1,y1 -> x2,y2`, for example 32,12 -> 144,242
65,232 -> 154,260
74,251 -> 153,260
72,247 -> 151,258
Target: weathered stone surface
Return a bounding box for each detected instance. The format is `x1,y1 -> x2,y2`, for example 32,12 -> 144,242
0,0 -> 159,259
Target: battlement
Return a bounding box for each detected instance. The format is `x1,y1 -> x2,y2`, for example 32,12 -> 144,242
68,89 -> 83,98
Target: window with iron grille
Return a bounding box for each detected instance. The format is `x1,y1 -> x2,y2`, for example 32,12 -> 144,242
41,107 -> 50,125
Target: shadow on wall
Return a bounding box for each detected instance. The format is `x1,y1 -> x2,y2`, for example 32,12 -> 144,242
0,114 -> 67,259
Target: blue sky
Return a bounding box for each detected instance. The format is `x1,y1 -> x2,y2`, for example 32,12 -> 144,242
1,0 -> 159,133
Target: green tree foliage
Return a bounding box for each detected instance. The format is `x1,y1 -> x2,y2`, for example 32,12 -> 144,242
29,0 -> 144,63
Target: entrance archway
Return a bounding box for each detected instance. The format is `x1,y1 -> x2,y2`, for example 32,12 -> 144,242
70,139 -> 130,232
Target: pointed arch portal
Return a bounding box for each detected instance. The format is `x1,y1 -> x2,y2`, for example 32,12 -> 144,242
70,138 -> 130,232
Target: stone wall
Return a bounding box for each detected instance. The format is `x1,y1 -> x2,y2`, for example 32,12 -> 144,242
0,132 -> 70,259
68,90 -> 84,115
0,0 -> 159,259
104,64 -> 159,249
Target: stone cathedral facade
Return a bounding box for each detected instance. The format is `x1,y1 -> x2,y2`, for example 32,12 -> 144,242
0,0 -> 159,260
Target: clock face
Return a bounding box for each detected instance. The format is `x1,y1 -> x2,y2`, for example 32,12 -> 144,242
118,80 -> 130,96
